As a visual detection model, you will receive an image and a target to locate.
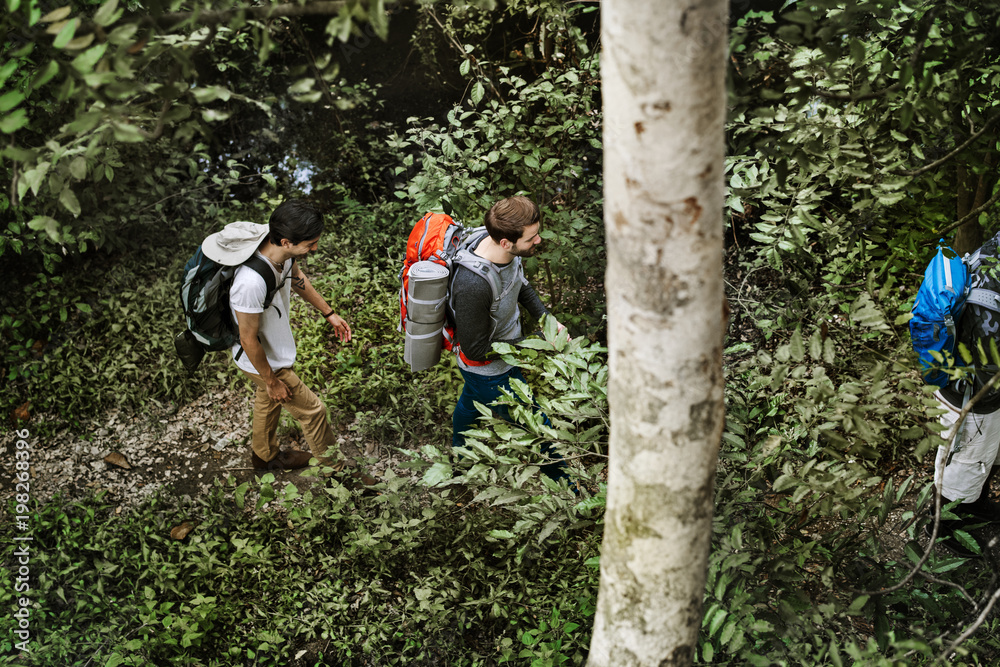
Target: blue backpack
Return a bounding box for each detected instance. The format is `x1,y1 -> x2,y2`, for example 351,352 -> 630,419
910,244 -> 970,387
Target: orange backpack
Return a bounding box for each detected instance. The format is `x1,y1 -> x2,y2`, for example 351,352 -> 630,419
399,212 -> 499,368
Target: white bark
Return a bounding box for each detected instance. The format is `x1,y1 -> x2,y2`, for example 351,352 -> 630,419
587,1 -> 728,665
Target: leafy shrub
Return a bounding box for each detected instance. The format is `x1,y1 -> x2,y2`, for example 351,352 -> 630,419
0,465 -> 600,666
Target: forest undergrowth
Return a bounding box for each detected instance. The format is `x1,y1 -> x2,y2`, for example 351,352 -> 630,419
2,190 -> 999,666
5,0 -> 1000,664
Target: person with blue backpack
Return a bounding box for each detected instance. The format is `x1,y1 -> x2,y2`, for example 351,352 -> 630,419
913,234 -> 1000,554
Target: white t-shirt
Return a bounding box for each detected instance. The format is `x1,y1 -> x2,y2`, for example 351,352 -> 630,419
229,251 -> 296,374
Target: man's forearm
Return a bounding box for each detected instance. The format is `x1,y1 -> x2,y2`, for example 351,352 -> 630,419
291,271 -> 334,315
240,334 -> 275,382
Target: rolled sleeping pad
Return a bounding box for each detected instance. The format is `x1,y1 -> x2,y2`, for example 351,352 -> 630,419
407,260 -> 450,324
404,318 -> 445,372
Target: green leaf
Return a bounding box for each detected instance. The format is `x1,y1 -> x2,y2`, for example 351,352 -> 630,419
772,474 -> 797,492
71,43 -> 107,72
0,90 -> 24,113
21,162 -> 51,196
41,6 -> 72,22
201,109 -> 231,122
66,33 -> 96,50
849,39 -> 865,64
192,85 -> 232,104
27,215 -> 60,242
0,145 -> 34,161
111,122 -> 145,142
287,78 -> 315,95
235,482 -> 248,509
459,59 -> 471,76
0,108 -> 27,133
899,102 -> 914,131
953,530 -> 981,555
32,61 -> 60,90
421,462 -> 452,487
93,0 -> 120,27
788,327 -> 805,361
59,186 -> 81,216
69,156 -> 87,180
0,60 -> 17,89
708,608 -> 728,636
75,302 -> 92,313
540,157 -> 559,173
471,82 -> 485,105
368,0 -> 388,39
54,19 -> 79,49
719,619 -> 737,645
518,338 -> 554,351
848,595 -> 869,613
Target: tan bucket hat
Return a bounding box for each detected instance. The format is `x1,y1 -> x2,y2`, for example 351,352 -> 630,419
201,221 -> 270,265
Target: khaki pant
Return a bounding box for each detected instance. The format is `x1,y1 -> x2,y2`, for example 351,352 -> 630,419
242,367 -> 335,463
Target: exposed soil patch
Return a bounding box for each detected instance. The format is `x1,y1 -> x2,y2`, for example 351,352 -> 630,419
0,386 -> 405,512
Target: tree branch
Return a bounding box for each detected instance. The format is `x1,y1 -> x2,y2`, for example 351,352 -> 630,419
896,114 -> 1000,178
927,185 -> 1000,242
917,570 -> 975,605
138,99 -> 172,140
937,582 -> 1000,665
424,6 -> 504,102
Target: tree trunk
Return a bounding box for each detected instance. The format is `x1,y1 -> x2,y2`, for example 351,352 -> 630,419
954,153 -> 996,254
587,1 -> 728,665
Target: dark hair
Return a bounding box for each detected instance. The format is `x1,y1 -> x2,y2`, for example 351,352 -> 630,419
268,200 -> 324,245
484,196 -> 540,244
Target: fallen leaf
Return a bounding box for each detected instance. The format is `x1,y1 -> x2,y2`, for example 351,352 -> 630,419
12,402 -> 30,421
103,452 -> 132,469
170,522 -> 196,540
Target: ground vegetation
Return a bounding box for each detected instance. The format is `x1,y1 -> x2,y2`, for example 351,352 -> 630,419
3,0 -> 1000,665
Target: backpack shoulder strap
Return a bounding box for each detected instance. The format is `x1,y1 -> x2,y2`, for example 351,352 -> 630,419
452,248 -> 502,303
459,227 -> 490,251
242,254 -> 279,309
966,288 -> 1000,314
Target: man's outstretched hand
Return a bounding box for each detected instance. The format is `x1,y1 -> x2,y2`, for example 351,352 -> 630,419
325,312 -> 352,343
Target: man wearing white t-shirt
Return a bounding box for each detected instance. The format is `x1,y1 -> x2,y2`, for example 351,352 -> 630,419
217,200 -> 353,471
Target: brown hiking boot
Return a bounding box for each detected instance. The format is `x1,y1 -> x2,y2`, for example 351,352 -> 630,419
251,449 -> 313,471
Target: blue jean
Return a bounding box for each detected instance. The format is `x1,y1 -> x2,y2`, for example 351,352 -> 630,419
452,367 -> 566,481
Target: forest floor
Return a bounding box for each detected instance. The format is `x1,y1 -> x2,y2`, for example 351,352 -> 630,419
0,386 -> 409,515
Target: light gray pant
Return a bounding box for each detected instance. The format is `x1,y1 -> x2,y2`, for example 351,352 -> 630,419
934,393 -> 1000,503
